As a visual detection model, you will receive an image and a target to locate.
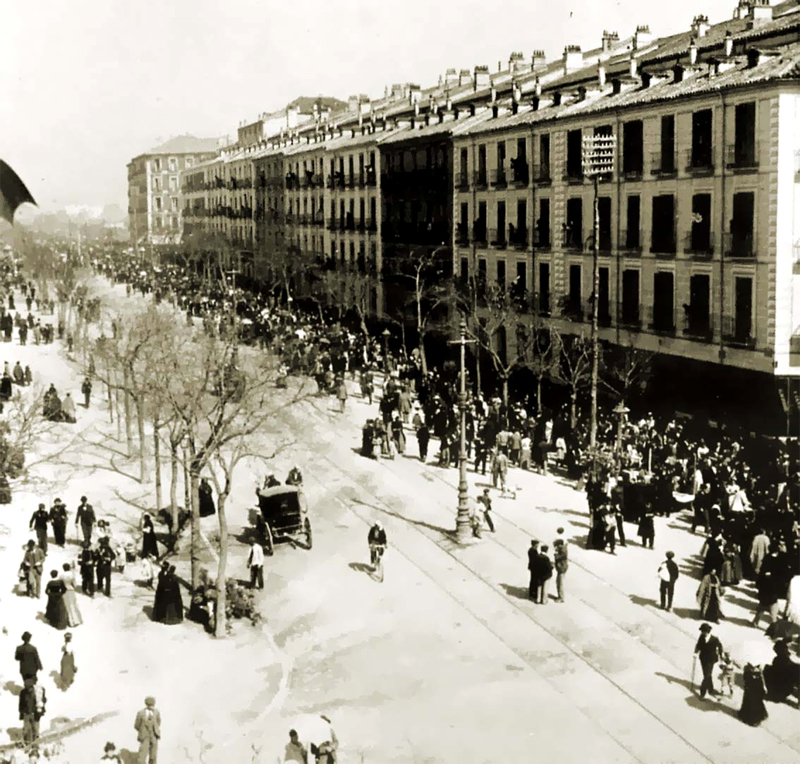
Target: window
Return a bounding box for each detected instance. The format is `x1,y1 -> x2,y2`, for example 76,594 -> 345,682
625,195 -> 641,250
359,198 -> 365,226
653,272 -> 675,332
153,177 -> 161,193
475,202 -> 487,243
171,196 -> 179,212
497,260 -> 506,288
497,140 -> 506,170
598,197 -> 611,251
651,195 -> 676,254
621,270 -> 640,325
168,157 -> 177,172
566,129 -> 583,179
539,262 -> 550,314
186,157 -> 193,168
459,148 -> 469,187
514,199 -> 527,246
623,120 -> 644,176
477,145 -> 487,185
537,198 -> 550,248
153,158 -> 161,172
567,264 -> 582,317
478,257 -> 487,289
687,274 -> 711,336
733,102 -> 757,167
729,192 -> 755,257
370,198 -> 376,228
690,194 -> 712,254
732,276 -> 753,343
171,215 -> 178,229
538,134 -> 550,180
598,267 -> 610,323
515,261 -> 527,297
459,202 -> 469,242
155,197 -> 163,212
495,201 -> 506,245
340,241 -> 345,262
690,109 -> 713,170
460,257 -> 469,282
565,198 -> 583,249
512,138 -> 528,183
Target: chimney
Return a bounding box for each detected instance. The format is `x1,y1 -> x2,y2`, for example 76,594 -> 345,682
348,95 -> 358,113
563,44 -> 583,74
689,38 -> 698,65
508,51 -> 525,74
444,68 -> 458,87
634,25 -> 652,50
724,30 -> 734,57
748,0 -> 773,26
733,0 -> 749,20
629,55 -> 638,77
391,83 -> 404,101
531,50 -> 547,70
598,61 -> 607,87
534,77 -> 542,97
474,65 -> 490,91
691,14 -> 710,37
408,84 -> 422,105
512,79 -> 522,104
601,30 -> 619,52
459,69 -> 472,87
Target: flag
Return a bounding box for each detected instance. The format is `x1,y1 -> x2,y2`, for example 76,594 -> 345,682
0,160 -> 36,225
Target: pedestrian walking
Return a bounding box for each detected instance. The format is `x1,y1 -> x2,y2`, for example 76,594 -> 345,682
527,540 -> 540,600
658,551 -> 679,611
134,696 -> 161,764
19,677 -> 46,750
49,498 -> 68,547
602,506 -> 618,554
694,622 -> 723,698
78,541 -> 95,596
553,528 -> 568,602
416,422 -> 430,463
21,540 -> 45,598
59,632 -> 76,690
60,563 -> 83,627
739,664 -> 769,726
638,508 -> 655,549
81,377 -> 92,408
476,488 -> 495,532
247,539 -> 265,590
95,537 -> 116,597
75,496 -> 95,544
336,378 -> 347,413
536,545 -> 553,604
29,503 -> 50,554
15,632 -> 42,681
44,569 -> 69,630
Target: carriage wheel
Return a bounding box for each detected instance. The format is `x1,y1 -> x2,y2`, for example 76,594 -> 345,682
263,523 -> 274,556
304,517 -> 313,550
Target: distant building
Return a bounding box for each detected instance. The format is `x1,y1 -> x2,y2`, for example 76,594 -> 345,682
127,135 -> 220,246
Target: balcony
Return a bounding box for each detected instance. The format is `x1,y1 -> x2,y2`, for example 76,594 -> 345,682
621,160 -> 644,181
510,159 -> 529,186
620,229 -> 643,255
473,171 -> 489,189
532,163 -> 551,184
685,148 -> 714,176
457,172 -> 470,191
285,174 -> 300,190
560,296 -> 584,322
532,292 -> 551,318
489,228 -> 507,249
721,316 -> 756,349
491,168 -> 507,188
473,226 -> 489,248
563,231 -> 584,252
366,167 -> 377,187
335,172 -> 345,189
563,168 -> 584,184
682,311 -> 714,342
618,302 -> 642,329
326,217 -> 338,231
509,225 -> 528,249
651,233 -> 677,258
456,225 -> 470,247
356,218 -> 366,232
646,306 -> 676,335
724,233 -> 755,259
534,228 -> 551,251
365,219 -> 377,233
345,175 -> 356,189
357,173 -> 367,189
683,231 -> 715,259
326,175 -> 335,189
726,144 -> 758,172
344,215 -> 355,231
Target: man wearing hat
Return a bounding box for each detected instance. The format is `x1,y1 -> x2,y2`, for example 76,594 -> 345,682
134,696 -> 161,763
15,632 -> 42,682
694,623 -> 723,698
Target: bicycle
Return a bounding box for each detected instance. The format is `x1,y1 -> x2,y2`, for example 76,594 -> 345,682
369,543 -> 386,582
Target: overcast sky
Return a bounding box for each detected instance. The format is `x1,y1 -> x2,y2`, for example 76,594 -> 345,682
1,0 -> 741,211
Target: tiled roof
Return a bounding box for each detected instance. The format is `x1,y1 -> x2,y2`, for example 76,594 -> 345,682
142,135 -> 220,156
378,110 -> 494,145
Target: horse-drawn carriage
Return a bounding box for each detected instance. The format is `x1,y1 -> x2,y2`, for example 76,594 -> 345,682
248,485 -> 313,555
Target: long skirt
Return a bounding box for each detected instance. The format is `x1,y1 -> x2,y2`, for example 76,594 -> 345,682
60,650 -> 76,689
45,594 -> 69,630
63,590 -> 83,627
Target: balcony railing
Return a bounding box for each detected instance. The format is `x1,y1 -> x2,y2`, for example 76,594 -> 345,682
356,219 -> 366,232
457,172 -> 470,190
564,167 -> 584,183
563,230 -> 584,251
534,228 -> 551,250
724,233 -> 755,259
721,316 -> 756,349
491,168 -> 507,188
326,217 -> 338,231
345,175 -> 356,189
456,226 -> 470,246
532,163 -> 551,184
646,306 -> 676,335
510,159 -> 529,186
683,230 -> 715,258
489,228 -> 507,249
473,171 -> 489,189
618,302 -> 642,329
620,229 -> 643,255
366,218 -> 377,233
685,147 -> 714,175
651,233 -> 677,257
560,296 -> 585,322
621,159 -> 644,180
473,226 -> 488,248
682,311 -> 714,342
366,167 -> 377,187
326,175 -> 335,189
509,225 -> 528,249
726,144 -> 758,171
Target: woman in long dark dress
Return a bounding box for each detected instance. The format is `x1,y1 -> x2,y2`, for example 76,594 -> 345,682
59,632 -> 76,689
45,570 -> 69,630
141,514 -> 159,559
738,664 -> 769,726
696,571 -> 725,623
764,639 -> 800,703
152,561 -> 170,622
161,566 -> 184,625
198,478 -> 216,517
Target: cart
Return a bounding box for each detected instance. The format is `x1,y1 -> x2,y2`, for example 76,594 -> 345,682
249,485 -> 312,555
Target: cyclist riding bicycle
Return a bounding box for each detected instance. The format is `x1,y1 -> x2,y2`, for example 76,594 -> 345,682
367,522 -> 387,566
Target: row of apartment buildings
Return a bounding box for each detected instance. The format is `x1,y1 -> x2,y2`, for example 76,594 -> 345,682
128,0 -> 800,430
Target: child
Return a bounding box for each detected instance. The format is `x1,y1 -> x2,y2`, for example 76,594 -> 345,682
140,554 -> 155,588
101,741 -> 122,762
718,651 -> 739,697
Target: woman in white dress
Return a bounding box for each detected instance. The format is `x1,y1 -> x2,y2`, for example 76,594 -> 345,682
59,563 -> 83,627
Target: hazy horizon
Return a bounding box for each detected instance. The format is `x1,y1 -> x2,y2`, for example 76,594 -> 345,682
2,0 -> 744,212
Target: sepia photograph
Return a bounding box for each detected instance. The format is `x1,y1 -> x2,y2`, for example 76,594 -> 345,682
1,0 -> 800,761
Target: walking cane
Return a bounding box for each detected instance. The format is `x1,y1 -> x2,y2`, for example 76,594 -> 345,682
691,654 -> 697,694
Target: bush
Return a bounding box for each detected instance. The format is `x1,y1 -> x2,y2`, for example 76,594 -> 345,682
224,579 -> 262,628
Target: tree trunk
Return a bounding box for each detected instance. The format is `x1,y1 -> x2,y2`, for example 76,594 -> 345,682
570,389 -> 578,431
169,441 -> 179,533
419,331 -> 428,376
214,491 -> 229,638
189,465 -> 202,591
123,369 -> 133,453
502,376 -> 509,407
135,396 -> 147,483
537,374 -> 543,415
153,421 -> 162,512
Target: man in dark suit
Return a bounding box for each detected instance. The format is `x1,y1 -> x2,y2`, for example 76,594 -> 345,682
527,540 -> 540,600
134,696 -> 161,763
694,623 -> 723,698
15,632 -> 42,681
95,537 -> 116,597
75,496 -> 95,544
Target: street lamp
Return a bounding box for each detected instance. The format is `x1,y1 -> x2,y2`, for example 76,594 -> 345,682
381,328 -> 391,374
449,316 -> 476,543
613,401 -> 630,453
582,133 -> 616,478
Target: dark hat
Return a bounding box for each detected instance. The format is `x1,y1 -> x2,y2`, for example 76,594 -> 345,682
21,631 -> 31,641
144,696 -> 156,707
699,623 -> 712,633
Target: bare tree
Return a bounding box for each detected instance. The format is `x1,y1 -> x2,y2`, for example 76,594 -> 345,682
551,330 -> 593,431
600,344 -> 655,405
515,314 -> 558,414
